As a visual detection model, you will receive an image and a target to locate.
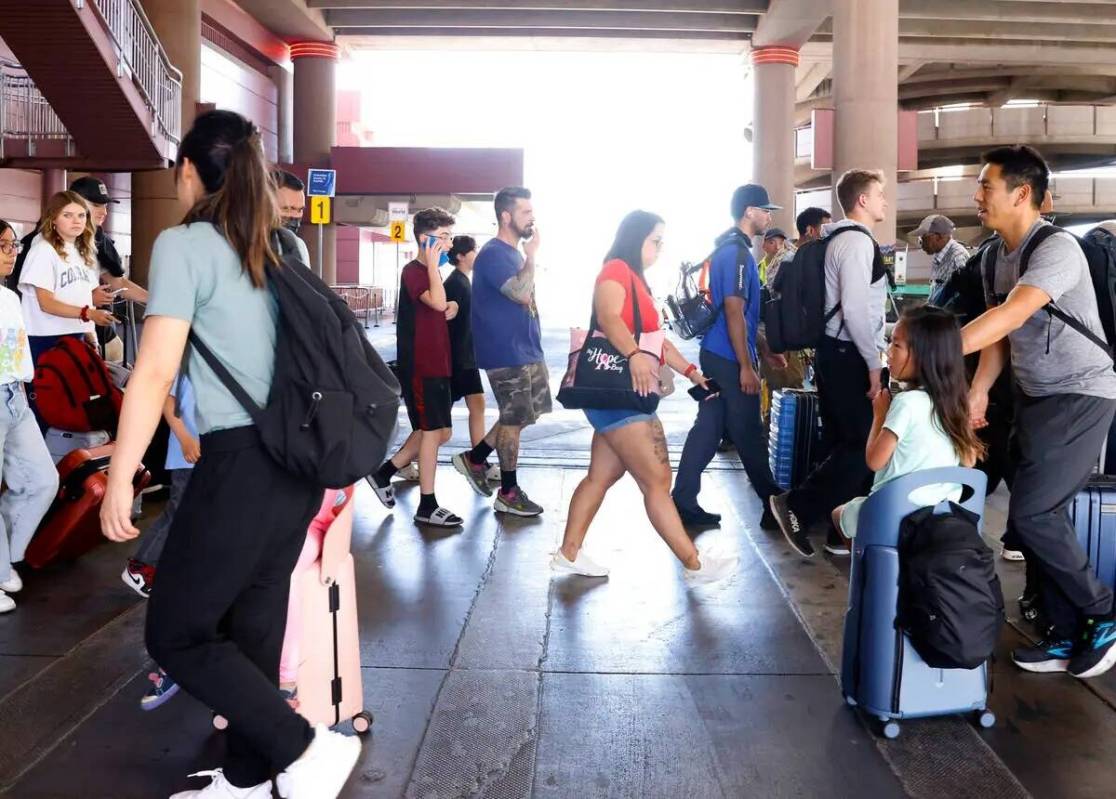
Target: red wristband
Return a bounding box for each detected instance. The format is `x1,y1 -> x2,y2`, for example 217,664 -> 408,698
684,363 -> 697,378
625,348 -> 640,360
80,305 -> 90,322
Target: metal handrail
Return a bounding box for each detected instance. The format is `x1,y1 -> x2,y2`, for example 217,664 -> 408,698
0,59 -> 73,160
82,0 -> 183,146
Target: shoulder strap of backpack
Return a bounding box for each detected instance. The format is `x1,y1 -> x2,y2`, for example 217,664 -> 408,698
820,226 -> 876,334
1022,226 -> 1114,357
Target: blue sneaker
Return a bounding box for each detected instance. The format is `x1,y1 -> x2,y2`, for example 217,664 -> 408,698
1011,636 -> 1076,673
141,668 -> 180,711
1068,618 -> 1116,679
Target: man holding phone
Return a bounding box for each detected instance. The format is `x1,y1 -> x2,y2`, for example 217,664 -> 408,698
672,184 -> 786,528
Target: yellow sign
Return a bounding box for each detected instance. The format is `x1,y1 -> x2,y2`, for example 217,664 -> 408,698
310,195 -> 331,225
389,220 -> 406,243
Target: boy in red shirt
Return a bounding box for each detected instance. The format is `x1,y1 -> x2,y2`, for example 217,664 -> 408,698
367,208 -> 462,527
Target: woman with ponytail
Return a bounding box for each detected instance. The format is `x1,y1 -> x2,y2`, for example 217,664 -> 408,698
99,111 -> 359,799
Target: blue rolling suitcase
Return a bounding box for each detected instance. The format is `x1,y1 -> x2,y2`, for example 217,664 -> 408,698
841,468 -> 996,739
769,389 -> 823,491
1069,477 -> 1116,590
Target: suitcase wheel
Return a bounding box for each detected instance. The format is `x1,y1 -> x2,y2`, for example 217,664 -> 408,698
844,695 -> 857,707
882,720 -> 900,739
352,711 -> 374,734
978,711 -> 996,729
212,713 -> 228,731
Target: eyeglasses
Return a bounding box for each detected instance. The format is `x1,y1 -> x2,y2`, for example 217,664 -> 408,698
424,232 -> 453,243
0,241 -> 22,255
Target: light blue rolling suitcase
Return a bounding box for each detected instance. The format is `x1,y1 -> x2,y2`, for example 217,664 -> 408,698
840,467 -> 996,738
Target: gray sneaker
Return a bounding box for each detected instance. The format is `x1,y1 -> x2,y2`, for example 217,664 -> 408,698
452,452 -> 494,497
494,487 -> 543,517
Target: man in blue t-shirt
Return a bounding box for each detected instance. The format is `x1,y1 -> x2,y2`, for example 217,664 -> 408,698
672,184 -> 786,528
452,187 -> 550,518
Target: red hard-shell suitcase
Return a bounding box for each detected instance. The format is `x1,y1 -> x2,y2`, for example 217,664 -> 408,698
296,495 -> 372,733
24,444 -> 150,569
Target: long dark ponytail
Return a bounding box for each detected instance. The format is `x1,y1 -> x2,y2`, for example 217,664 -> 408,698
900,305 -> 986,464
604,210 -> 664,289
177,110 -> 279,288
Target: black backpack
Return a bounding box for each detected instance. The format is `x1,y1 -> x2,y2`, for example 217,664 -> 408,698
186,228 -> 401,488
5,229 -> 38,297
897,503 -> 1005,670
763,226 -> 885,353
981,224 -> 1116,365
665,228 -> 751,341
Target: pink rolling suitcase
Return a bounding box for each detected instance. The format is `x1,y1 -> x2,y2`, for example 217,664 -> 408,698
295,495 -> 373,733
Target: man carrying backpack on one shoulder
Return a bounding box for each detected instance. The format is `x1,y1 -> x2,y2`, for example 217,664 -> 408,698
672,184 -> 787,529
768,169 -> 889,558
962,145 -> 1116,679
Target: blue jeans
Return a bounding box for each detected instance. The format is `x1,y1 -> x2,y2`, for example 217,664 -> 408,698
0,383 -> 59,581
673,349 -> 779,510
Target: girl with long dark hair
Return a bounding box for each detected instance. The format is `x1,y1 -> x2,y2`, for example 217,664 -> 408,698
552,210 -> 737,584
100,111 -> 359,799
828,305 -> 985,547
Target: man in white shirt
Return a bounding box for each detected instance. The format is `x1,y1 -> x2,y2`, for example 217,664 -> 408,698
913,214 -> 970,300
769,169 -> 889,558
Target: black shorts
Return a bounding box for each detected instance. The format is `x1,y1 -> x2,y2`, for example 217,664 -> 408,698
401,374 -> 453,431
451,367 -> 484,402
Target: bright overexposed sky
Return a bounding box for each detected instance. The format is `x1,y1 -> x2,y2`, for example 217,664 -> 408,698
339,49 -> 755,324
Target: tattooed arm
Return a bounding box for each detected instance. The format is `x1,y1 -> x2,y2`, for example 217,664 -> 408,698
499,229 -> 541,306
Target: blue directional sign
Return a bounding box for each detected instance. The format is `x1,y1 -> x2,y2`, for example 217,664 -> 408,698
306,168 -> 337,197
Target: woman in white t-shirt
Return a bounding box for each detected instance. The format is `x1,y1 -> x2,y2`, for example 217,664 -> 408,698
18,191 -> 115,363
0,219 -> 61,613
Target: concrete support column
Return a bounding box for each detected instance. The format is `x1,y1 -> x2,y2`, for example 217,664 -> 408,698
132,0 -> 201,286
751,47 -> 799,236
41,169 -> 68,211
292,41 -> 338,284
269,64 -> 294,164
832,0 -> 899,245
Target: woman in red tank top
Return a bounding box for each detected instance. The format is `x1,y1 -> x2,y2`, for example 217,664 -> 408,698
550,211 -> 738,585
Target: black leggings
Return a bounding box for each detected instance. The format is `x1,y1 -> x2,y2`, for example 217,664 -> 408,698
145,426 -> 322,787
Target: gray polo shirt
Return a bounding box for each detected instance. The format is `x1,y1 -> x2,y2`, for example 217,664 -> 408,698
990,220 -> 1116,399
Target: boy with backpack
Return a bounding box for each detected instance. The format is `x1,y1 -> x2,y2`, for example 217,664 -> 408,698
962,145 -> 1116,679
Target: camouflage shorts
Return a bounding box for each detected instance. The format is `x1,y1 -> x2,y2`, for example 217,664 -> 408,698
487,361 -> 553,427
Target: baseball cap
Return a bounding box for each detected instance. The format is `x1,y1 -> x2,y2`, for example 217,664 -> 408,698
69,176 -> 119,205
911,214 -> 954,237
731,184 -> 782,219
764,227 -> 788,241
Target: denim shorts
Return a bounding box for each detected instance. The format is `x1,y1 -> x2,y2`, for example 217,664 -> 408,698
583,407 -> 656,434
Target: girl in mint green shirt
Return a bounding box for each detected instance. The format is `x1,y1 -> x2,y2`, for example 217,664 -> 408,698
835,306 -> 985,541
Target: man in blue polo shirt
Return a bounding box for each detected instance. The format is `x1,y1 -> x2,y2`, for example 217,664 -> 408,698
673,184 -> 785,529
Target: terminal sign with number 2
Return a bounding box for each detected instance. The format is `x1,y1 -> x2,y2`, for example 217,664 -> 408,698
390,220 -> 406,242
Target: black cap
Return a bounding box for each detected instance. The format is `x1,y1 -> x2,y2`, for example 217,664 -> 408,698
69,176 -> 118,205
731,184 -> 782,220
764,227 -> 788,241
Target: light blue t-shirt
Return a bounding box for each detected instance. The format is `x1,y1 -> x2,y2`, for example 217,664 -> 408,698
146,222 -> 278,435
873,389 -> 962,505
165,375 -> 199,471
701,237 -> 760,365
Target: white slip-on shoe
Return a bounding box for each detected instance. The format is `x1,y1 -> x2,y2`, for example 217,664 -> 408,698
276,724 -> 361,799
1001,547 -> 1025,562
395,462 -> 420,481
683,550 -> 739,586
414,506 -> 464,528
364,475 -> 396,509
0,590 -> 14,614
169,769 -> 271,798
550,550 -> 610,578
0,570 -> 22,593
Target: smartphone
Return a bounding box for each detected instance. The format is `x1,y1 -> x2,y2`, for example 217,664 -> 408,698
879,367 -> 891,393
688,378 -> 722,402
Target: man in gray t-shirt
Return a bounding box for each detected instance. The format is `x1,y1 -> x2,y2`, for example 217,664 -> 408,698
963,145 -> 1116,680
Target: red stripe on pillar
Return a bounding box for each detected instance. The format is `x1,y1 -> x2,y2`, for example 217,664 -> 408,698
751,47 -> 800,67
290,41 -> 340,61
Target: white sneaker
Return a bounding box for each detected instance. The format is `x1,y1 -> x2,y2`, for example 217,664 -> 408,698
395,462 -> 420,482
275,723 -> 361,799
169,769 -> 271,798
0,590 -> 14,614
0,570 -> 22,593
486,463 -> 501,482
550,550 -> 609,578
1001,548 -> 1025,562
683,551 -> 739,586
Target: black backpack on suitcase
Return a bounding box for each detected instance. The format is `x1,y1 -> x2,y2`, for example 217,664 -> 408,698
763,226 -> 885,353
897,504 -> 1005,670
187,228 -> 401,489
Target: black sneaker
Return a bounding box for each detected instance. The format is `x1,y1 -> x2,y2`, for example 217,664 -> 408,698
1068,617 -> 1116,679
759,507 -> 779,531
769,493 -> 813,558
1011,636 -> 1076,673
675,502 -> 721,527
823,528 -> 851,557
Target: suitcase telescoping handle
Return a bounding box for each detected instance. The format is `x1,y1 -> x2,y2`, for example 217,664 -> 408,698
320,499 -> 355,585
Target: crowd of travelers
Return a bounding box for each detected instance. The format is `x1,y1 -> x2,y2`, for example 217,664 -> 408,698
0,102 -> 1113,797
